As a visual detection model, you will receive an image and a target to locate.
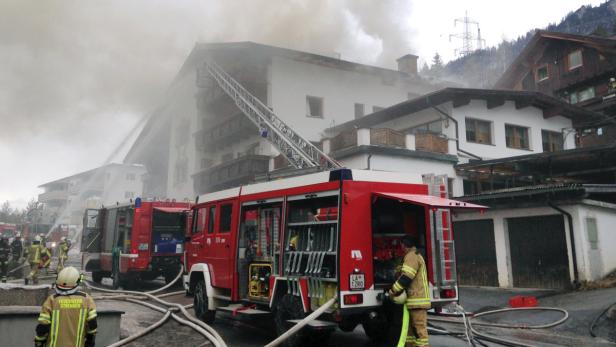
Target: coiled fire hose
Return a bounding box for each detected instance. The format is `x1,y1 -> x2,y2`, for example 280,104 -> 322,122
264,295 -> 338,347
429,306 -> 569,347
85,266 -> 227,347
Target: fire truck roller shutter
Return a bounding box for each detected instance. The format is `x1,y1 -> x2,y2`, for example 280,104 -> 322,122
152,208 -> 189,254
372,193 -> 487,210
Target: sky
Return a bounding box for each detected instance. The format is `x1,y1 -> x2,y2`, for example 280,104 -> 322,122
0,0 -> 608,209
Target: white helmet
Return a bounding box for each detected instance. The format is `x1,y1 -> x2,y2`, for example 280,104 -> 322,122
392,291 -> 407,305
15,232 -> 21,238
34,235 -> 42,242
61,237 -> 67,241
56,266 -> 82,292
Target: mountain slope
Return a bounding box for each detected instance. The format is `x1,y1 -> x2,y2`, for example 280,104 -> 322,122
425,0 -> 616,88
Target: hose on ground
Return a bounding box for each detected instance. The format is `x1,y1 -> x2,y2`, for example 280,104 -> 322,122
589,301 -> 616,337
263,295 -> 337,347
85,265 -> 227,347
430,306 -> 569,347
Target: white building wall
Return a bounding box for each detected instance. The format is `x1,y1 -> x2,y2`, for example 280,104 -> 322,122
101,165 -> 146,205
454,202 -> 616,287
452,100 -> 575,159
165,74 -> 200,201
269,56 -> 430,141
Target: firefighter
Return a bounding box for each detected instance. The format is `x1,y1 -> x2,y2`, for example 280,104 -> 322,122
35,266 -> 97,347
56,237 -> 70,272
25,235 -> 44,285
39,236 -> 52,274
11,232 -> 24,262
389,235 -> 431,347
609,77 -> 616,93
0,236 -> 10,283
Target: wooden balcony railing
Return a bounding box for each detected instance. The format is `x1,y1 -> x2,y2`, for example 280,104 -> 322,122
415,133 -> 449,154
370,128 -> 405,148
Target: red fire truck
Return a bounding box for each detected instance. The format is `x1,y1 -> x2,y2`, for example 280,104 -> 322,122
82,199 -> 191,288
0,223 -> 17,239
183,169 -> 484,344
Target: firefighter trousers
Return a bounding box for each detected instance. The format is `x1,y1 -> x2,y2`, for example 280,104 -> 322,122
398,307 -> 429,347
28,263 -> 40,284
57,256 -> 67,272
0,260 -> 7,282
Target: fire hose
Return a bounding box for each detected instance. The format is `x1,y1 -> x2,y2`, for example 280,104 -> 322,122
85,265 -> 228,347
429,306 -> 569,347
263,295 -> 338,347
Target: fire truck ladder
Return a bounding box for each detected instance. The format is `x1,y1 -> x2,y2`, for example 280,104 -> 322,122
202,60 -> 340,170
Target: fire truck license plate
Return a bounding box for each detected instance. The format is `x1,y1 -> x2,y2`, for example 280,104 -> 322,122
349,274 -> 365,290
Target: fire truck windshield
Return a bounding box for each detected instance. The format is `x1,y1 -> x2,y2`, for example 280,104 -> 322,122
152,211 -> 186,254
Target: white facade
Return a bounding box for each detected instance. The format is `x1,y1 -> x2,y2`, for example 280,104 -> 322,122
38,163 -> 146,226
453,200 -> 616,287
268,56 -> 428,141
162,43 -> 437,199
324,97 -> 575,197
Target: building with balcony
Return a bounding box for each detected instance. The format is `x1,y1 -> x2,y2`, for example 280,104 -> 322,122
494,30 -> 616,147
125,41 -> 444,199
38,163 -> 146,225
321,87 -> 599,196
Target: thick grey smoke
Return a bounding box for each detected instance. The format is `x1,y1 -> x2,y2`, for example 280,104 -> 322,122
0,0 -> 414,206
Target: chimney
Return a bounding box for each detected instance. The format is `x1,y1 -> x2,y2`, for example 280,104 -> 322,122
396,54 -> 419,75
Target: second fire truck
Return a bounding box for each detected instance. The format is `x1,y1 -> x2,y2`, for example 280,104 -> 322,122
183,169 -> 484,344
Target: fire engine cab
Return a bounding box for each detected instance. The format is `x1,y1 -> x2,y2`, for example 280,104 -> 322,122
82,200 -> 191,288
183,169 -> 484,344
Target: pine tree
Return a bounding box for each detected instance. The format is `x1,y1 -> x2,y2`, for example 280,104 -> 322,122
592,24 -> 608,37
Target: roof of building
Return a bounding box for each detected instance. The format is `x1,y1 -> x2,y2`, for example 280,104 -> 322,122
175,41 -> 429,85
457,183 -> 616,208
326,87 -> 607,134
494,30 -> 616,89
455,144 -> 616,183
38,163 -> 145,188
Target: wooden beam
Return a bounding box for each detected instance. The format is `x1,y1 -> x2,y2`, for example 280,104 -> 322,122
515,99 -> 533,110
453,97 -> 471,108
486,97 -> 506,109
543,106 -> 563,118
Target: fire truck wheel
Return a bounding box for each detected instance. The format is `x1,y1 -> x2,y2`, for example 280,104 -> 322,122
194,280 -> 215,324
91,271 -> 103,284
361,312 -> 389,342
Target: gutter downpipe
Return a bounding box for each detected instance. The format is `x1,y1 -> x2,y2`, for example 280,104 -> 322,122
366,154 -> 373,170
547,201 -> 580,288
428,99 -> 482,161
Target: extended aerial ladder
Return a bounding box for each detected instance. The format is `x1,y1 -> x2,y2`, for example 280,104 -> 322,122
199,59 -> 340,170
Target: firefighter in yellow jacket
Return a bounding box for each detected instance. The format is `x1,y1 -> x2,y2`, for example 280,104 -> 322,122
56,237 -> 70,272
389,235 -> 431,347
25,235 -> 44,285
35,266 -> 97,347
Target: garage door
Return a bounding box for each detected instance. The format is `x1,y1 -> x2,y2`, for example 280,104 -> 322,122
453,220 -> 498,287
507,215 -> 570,289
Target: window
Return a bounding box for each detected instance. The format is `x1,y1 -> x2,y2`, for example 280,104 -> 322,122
505,124 -> 530,150
465,118 -> 492,144
586,218 -> 599,250
536,65 -> 549,82
568,50 -> 583,70
306,96 -> 323,118
124,191 -> 134,199
569,87 -> 595,104
207,206 -> 216,234
126,173 -> 136,181
219,204 -> 232,233
542,130 -> 563,152
354,103 -> 364,119
373,106 -> 385,113
194,207 -> 208,234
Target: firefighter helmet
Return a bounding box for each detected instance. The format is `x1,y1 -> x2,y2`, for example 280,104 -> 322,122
15,232 -> 21,238
56,266 -> 82,291
34,235 -> 42,242
392,291 -> 407,305
61,236 -> 67,241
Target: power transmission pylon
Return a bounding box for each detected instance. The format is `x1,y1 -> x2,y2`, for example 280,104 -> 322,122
449,11 -> 486,57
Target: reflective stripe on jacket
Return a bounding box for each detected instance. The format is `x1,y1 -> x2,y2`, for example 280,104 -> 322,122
393,247 -> 431,309
37,292 -> 97,347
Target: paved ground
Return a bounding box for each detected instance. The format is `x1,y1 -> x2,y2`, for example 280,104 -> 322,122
5,256 -> 616,346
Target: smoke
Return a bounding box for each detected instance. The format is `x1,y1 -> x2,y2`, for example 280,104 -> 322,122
0,0 -> 414,206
